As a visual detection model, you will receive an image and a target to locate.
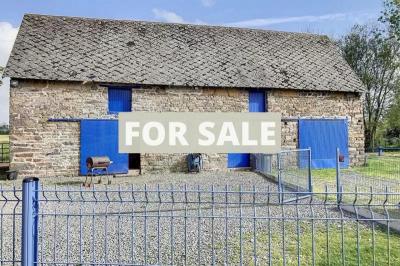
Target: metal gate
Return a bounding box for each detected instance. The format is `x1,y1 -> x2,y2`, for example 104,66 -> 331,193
254,149 -> 312,203
278,149 -> 312,203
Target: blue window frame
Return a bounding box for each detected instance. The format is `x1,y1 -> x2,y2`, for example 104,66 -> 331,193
108,87 -> 132,113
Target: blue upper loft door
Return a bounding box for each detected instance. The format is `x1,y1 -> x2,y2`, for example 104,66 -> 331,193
228,91 -> 265,168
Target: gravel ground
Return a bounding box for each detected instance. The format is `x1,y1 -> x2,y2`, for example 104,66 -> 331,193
0,170 -> 281,188
0,171 -> 378,265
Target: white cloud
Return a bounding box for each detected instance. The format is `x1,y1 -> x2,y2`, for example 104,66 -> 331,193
152,8 -> 185,23
201,0 -> 215,7
193,19 -> 207,25
225,12 -> 375,28
0,22 -> 18,124
0,78 -> 10,124
0,22 -> 18,66
152,9 -> 207,25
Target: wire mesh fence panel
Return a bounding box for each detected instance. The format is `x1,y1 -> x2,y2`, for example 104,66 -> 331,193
254,149 -> 312,203
339,153 -> 400,204
34,184 -> 281,265
253,153 -> 278,177
35,186 -> 400,265
0,186 -> 23,265
2,183 -> 400,265
278,149 -> 312,203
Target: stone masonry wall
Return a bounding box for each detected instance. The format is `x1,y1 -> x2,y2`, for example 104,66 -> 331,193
10,80 -> 111,177
9,80 -> 364,177
132,87 -> 248,172
267,90 -> 365,165
9,80 -> 247,177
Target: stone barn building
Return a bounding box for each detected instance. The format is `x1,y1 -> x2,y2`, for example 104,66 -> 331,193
3,14 -> 365,177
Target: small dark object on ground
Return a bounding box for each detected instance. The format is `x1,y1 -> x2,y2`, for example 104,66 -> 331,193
84,156 -> 112,186
86,156 -> 111,168
187,153 -> 203,173
6,170 -> 18,180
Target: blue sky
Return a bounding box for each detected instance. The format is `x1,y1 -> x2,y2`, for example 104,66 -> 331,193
0,0 -> 384,123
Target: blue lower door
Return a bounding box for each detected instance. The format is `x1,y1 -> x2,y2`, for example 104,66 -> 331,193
299,119 -> 349,169
80,120 -> 128,175
228,153 -> 250,168
228,90 -> 265,168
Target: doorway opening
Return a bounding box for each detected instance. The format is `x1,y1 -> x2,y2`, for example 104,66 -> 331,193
129,153 -> 141,170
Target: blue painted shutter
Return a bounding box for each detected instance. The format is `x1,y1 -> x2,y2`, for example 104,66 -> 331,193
80,120 -> 128,175
249,91 -> 266,112
108,87 -> 132,113
299,119 -> 349,169
228,90 -> 265,168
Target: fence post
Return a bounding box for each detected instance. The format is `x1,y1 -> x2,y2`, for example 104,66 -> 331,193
308,147 -> 313,193
378,146 -> 383,156
22,177 -> 40,266
277,153 -> 283,203
336,147 -> 342,204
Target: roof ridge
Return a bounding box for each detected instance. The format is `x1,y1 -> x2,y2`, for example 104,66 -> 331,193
23,13 -> 330,39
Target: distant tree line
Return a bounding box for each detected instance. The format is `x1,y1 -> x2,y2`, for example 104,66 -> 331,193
0,66 -> 8,135
339,0 -> 400,150
0,66 -> 3,86
0,125 -> 9,135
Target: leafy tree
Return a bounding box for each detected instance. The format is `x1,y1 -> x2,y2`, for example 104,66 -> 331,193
0,66 -> 3,86
384,82 -> 400,143
339,24 -> 400,150
380,0 -> 400,41
379,0 -> 400,146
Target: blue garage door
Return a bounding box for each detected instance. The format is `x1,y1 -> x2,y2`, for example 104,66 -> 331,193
299,119 -> 349,169
80,120 -> 128,175
228,91 -> 265,168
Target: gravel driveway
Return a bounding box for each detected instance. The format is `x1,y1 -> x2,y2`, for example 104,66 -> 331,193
0,171 -> 366,265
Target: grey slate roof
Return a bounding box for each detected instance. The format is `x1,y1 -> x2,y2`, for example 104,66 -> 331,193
4,14 -> 363,92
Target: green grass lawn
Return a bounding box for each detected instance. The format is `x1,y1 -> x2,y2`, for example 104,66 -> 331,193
311,168 -> 337,194
0,135 -> 10,164
0,135 -> 9,143
227,222 -> 400,265
311,154 -> 400,193
353,153 -> 400,180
